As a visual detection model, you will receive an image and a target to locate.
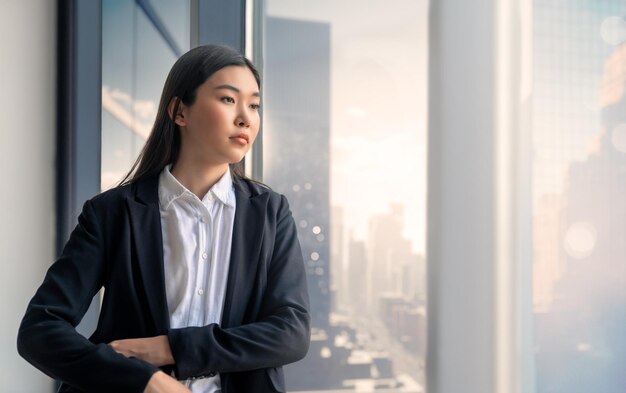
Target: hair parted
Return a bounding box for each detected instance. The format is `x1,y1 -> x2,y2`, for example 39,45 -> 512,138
118,44 -> 261,186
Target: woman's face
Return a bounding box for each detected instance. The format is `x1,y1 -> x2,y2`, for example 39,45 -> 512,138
174,65 -> 260,167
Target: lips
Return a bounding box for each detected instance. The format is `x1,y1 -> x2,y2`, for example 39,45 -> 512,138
230,133 -> 249,144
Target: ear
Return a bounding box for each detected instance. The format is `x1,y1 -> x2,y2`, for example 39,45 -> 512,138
167,97 -> 187,127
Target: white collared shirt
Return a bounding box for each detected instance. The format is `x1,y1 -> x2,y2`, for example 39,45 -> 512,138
158,165 -> 236,393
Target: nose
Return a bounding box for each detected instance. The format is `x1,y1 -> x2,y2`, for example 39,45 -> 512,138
235,112 -> 250,128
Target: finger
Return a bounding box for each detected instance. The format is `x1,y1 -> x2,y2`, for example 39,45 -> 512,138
109,342 -> 130,356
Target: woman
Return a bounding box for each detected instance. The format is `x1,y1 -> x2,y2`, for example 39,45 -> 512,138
17,44 -> 311,393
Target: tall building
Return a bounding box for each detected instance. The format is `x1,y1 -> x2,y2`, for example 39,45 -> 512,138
331,206 -> 349,313
367,204 -> 415,310
348,234 -> 368,316
264,16 -> 332,328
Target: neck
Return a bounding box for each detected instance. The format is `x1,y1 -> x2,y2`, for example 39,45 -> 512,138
170,158 -> 229,200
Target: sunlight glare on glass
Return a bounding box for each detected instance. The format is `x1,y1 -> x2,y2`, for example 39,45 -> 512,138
563,222 -> 597,259
611,123 -> 626,153
600,16 -> 626,46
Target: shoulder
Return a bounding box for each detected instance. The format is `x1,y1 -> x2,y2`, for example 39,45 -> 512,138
236,177 -> 293,217
240,177 -> 273,194
236,177 -> 277,199
89,182 -> 134,207
89,174 -> 158,208
80,182 -> 138,222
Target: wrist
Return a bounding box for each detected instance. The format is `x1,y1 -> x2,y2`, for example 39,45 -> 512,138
157,335 -> 175,366
144,371 -> 189,393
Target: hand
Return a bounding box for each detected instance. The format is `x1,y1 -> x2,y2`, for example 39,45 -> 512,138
144,371 -> 191,393
109,335 -> 174,367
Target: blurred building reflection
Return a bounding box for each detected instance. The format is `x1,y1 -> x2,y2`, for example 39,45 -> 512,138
532,2 -> 626,391
101,0 -> 189,191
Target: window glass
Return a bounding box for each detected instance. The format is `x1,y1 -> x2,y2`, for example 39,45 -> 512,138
102,0 -> 190,190
262,1 -> 429,391
142,0 -> 190,55
532,2 -> 626,392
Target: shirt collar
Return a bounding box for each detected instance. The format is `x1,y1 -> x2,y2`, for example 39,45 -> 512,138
209,168 -> 235,207
158,165 -> 235,210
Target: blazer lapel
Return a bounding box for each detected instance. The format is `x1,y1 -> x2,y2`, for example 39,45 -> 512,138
221,178 -> 269,328
126,175 -> 170,333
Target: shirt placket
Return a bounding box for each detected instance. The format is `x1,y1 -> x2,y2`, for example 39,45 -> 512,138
187,200 -> 212,327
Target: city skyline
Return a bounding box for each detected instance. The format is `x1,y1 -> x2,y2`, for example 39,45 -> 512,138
267,0 -> 429,255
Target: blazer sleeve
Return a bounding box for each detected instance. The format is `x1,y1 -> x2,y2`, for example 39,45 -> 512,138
17,199 -> 159,393
167,194 -> 311,379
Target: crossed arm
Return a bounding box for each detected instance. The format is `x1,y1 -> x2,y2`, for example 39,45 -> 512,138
109,336 -> 184,393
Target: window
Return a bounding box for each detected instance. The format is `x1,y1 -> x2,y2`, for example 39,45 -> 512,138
261,1 -> 429,391
101,0 -> 190,190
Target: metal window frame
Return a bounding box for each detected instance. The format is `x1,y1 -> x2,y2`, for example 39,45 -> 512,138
56,0 -> 102,389
57,0 -> 102,331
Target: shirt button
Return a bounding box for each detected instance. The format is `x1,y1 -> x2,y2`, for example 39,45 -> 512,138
201,216 -> 208,223
197,289 -> 204,296
202,252 -> 208,259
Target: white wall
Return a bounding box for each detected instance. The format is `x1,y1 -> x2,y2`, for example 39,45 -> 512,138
0,0 -> 56,391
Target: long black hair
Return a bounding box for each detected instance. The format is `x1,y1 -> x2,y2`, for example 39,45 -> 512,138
119,44 -> 261,186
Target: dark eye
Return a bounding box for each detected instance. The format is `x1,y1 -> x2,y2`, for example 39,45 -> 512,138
221,96 -> 235,103
250,103 -> 261,110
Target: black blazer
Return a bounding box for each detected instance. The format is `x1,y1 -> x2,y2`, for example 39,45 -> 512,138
17,174 -> 311,393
